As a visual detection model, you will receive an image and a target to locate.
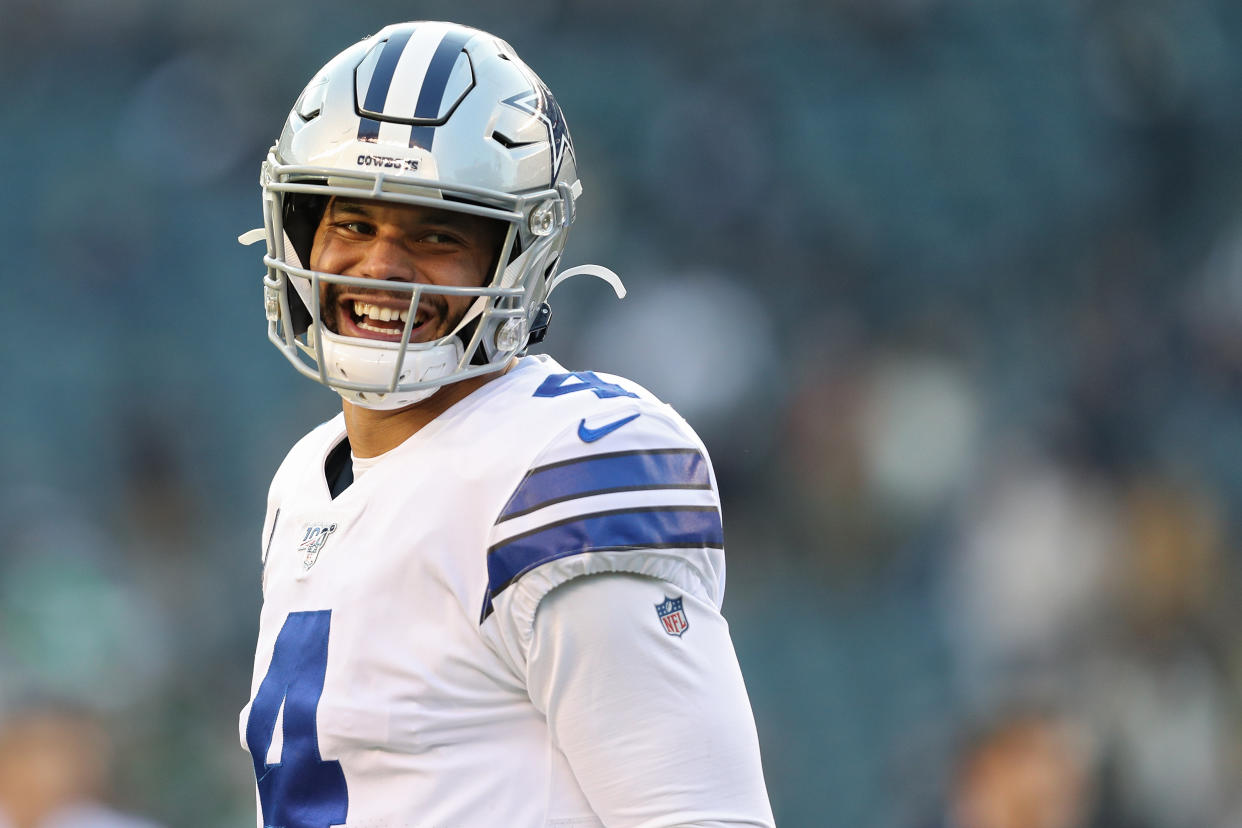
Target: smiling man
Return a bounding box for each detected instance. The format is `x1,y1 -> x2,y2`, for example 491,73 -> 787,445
313,199 -> 504,343
239,21 -> 773,828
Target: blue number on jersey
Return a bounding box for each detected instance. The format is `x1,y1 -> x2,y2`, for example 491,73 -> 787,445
245,610 -> 348,828
533,371 -> 638,399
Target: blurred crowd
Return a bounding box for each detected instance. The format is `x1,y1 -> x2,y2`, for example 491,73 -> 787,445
4,0 -> 1242,825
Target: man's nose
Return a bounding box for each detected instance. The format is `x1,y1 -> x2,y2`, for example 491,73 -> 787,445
357,235 -> 420,282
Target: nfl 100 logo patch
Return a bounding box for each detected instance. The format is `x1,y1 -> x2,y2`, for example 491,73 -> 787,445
298,522 -> 338,571
655,596 -> 689,637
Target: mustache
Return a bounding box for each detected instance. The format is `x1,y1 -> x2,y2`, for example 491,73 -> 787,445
323,283 -> 449,317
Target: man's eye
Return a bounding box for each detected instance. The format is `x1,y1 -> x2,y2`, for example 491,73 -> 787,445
337,221 -> 374,235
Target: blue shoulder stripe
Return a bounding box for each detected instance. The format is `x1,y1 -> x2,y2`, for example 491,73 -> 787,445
499,448 -> 710,521
479,505 -> 722,621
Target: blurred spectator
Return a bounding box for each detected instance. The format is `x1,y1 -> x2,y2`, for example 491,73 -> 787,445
1086,476 -> 1239,828
941,446 -> 1123,707
941,709 -> 1097,828
0,703 -> 161,828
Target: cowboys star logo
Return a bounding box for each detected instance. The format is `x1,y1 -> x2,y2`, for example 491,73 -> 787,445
500,82 -> 573,179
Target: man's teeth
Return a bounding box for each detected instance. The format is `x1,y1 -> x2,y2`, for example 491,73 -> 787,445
352,301 -> 419,325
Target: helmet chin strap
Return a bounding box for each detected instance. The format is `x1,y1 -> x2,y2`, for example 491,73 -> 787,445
280,231 -> 318,311
547,264 -> 627,300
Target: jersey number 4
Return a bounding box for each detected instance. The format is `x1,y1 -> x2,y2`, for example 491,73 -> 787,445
245,610 -> 349,828
533,371 -> 638,399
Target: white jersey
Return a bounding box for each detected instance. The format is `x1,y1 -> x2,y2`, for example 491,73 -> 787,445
240,355 -> 773,827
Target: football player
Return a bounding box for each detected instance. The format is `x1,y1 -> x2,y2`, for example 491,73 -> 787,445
239,21 -> 774,827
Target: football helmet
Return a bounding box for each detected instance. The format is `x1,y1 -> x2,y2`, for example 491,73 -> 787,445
243,21 -> 623,409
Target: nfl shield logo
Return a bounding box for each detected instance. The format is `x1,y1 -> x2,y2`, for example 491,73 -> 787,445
654,596 -> 689,637
298,522 -> 338,571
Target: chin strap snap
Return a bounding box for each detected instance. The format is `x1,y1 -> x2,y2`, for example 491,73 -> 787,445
526,302 -> 553,346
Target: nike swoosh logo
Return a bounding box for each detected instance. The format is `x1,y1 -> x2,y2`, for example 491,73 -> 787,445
577,413 -> 641,442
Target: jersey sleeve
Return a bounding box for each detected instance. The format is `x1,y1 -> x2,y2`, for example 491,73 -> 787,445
480,403 -> 727,672
528,573 -> 774,827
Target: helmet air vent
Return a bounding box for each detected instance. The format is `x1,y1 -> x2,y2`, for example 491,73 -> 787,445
295,78 -> 329,123
491,130 -> 537,150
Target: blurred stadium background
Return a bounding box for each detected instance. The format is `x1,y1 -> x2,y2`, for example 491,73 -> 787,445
4,0 -> 1242,825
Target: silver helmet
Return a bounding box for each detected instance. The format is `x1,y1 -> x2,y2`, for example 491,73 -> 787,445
243,21 -> 622,409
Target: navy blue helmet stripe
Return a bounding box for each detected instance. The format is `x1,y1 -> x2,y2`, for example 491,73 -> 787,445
479,506 -> 723,620
356,29 -> 414,142
408,29 -> 472,149
498,449 -> 710,521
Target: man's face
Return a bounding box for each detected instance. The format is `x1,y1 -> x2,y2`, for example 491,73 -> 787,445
310,197 -> 505,344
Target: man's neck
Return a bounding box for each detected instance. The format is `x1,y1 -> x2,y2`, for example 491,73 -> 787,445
342,361 -> 514,458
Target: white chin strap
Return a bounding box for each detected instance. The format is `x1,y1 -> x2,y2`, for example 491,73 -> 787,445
547,264 -> 627,300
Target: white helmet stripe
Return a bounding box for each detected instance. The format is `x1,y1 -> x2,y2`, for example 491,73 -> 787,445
408,28 -> 473,149
386,23 -> 451,122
